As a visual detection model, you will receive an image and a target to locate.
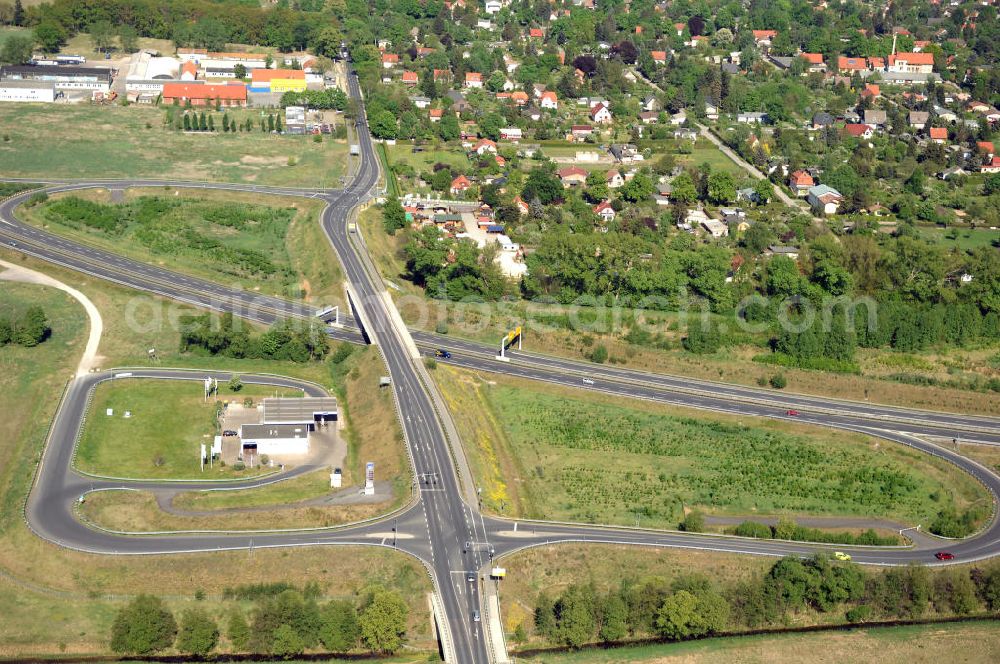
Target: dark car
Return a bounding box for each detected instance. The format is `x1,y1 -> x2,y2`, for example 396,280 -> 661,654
467,572 -> 476,583
935,552 -> 955,560
786,409 -> 799,416
435,349 -> 452,359
222,430 -> 238,437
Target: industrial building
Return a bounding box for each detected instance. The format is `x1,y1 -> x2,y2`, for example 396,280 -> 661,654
237,397 -> 338,457
161,82 -> 247,107
124,52 -> 182,95
0,64 -> 112,93
0,79 -> 56,103
249,68 -> 307,93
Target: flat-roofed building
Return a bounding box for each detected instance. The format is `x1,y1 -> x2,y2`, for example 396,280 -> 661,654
0,79 -> 56,102
0,64 -> 112,92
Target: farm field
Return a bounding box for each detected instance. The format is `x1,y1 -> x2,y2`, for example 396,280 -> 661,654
21,187 -> 345,305
432,365 -> 986,529
75,378 -> 300,480
0,104 -> 346,188
513,620 -> 1000,664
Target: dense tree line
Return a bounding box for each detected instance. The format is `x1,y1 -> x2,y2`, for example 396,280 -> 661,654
0,306 -> 50,347
530,555 -> 1000,650
179,313 -> 328,362
109,585 -> 409,656
404,225 -> 509,301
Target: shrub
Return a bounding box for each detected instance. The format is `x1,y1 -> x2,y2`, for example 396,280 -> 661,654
589,344 -> 608,364
680,511 -> 705,533
733,521 -> 773,539
109,595 -> 177,655
435,320 -> 449,334
769,373 -> 787,389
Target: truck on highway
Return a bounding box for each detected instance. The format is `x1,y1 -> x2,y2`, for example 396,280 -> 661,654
350,144 -> 360,156
347,222 -> 357,232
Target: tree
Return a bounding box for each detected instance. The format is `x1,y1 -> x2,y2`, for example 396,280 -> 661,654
370,110 -> 398,140
382,196 -> 407,234
233,63 -> 247,79
1,34 -> 33,65
670,172 -> 697,205
359,588 -> 408,654
34,22 -> 67,53
89,20 -> 115,55
522,168 -> 563,205
620,172 -> 654,202
655,590 -> 729,640
110,595 -> 177,655
118,26 -> 139,53
228,376 -> 243,392
226,609 -> 251,652
319,600 -> 360,652
175,608 -> 219,656
681,511 -> 706,532
554,585 -> 597,648
13,0 -> 23,26
599,593 -> 628,642
271,624 -> 305,657
683,317 -> 720,354
707,171 -> 737,204
438,112 -> 460,141
486,70 -> 506,93
753,178 -> 773,204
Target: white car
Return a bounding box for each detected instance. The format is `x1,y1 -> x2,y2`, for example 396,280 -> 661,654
582,378 -> 595,385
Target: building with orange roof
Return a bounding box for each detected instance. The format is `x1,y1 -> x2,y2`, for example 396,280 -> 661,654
402,70 -> 418,85
465,72 -> 483,88
929,127 -> 947,143
180,61 -> 198,81
889,52 -> 934,73
162,82 -> 246,107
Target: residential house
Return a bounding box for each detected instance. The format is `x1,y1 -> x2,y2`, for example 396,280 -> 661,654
888,52 -> 934,74
670,110 -> 687,126
500,127 -> 522,141
701,217 -> 729,238
540,90 -> 558,109
812,112 -> 835,130
800,52 -> 826,72
450,175 -> 472,195
737,112 -> 768,124
704,103 -> 719,120
807,184 -> 844,215
977,141 -> 995,159
472,138 -> 497,154
485,0 -> 502,12
788,170 -> 815,196
929,127 -> 948,143
736,187 -> 762,204
651,51 -> 667,64
752,29 -> 777,47
861,83 -> 880,99
606,170 -> 624,188
863,109 -> 887,126
522,106 -> 542,121
909,111 -> 930,129
674,129 -> 698,141
838,56 -> 868,73
556,166 -> 588,187
981,157 -> 1000,174
593,200 -> 616,222
767,245 -> 800,259
382,53 -> 399,68
529,28 -> 544,39
401,70 -> 418,85
428,108 -> 443,122
609,143 -> 641,163
844,123 -> 875,139
590,102 -> 613,124
571,124 -> 594,139
641,94 -> 661,112
180,61 -> 198,81
410,96 -> 431,109
465,72 -> 483,88
514,196 -> 530,216
638,111 -> 658,124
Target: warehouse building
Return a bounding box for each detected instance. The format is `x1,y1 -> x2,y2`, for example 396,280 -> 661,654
0,79 -> 56,103
161,81 -> 247,107
125,52 -> 181,95
0,64 -> 112,93
249,68 -> 307,93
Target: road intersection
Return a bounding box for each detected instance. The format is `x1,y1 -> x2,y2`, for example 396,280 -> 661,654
3,64 -> 1000,663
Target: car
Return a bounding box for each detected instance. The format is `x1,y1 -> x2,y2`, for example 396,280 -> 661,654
222,430 -> 238,437
582,378 -> 595,385
935,551 -> 955,560
435,349 -> 452,359
833,551 -> 851,561
786,409 -> 800,416
467,572 -> 476,583
8,241 -> 16,247
472,610 -> 481,622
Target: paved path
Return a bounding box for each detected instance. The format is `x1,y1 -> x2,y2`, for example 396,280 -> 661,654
0,257 -> 103,376
703,515 -> 938,548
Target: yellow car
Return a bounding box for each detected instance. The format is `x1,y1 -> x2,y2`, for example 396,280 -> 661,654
833,551 -> 852,561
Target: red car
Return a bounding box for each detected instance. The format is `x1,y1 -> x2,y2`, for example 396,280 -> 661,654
935,552 -> 955,560
786,409 -> 799,416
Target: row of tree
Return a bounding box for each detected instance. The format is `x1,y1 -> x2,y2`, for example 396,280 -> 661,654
111,586 -> 409,656
179,313 -> 328,363
0,306 -> 49,347
531,555 -> 1000,649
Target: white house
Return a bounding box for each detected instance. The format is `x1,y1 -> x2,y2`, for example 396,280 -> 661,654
590,102 -> 612,124
807,184 -> 844,215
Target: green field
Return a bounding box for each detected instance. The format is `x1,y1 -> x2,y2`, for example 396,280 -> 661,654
23,188 -> 345,304
75,379 -> 301,480
173,468 -> 333,510
921,225 -> 1000,251
435,367 -> 985,528
680,139 -> 750,178
0,104 -> 346,188
517,620 -> 1000,664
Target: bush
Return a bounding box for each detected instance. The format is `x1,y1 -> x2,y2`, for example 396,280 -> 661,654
734,521 -> 774,539
435,320 -> 449,334
109,595 -> 177,655
845,604 -> 873,623
589,344 -> 609,364
769,373 -> 787,389
680,511 -> 705,533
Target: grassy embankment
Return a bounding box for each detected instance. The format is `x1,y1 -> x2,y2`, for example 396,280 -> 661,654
514,619 -> 1000,664
0,104 -> 346,188
0,261 -> 428,657
20,187 -> 344,306
431,365 -> 986,531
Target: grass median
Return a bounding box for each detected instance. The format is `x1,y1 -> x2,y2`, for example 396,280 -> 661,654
433,365 -> 987,531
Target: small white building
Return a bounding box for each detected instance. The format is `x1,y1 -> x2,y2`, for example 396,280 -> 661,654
0,80 -> 55,103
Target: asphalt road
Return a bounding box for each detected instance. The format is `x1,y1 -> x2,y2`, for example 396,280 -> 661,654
5,63 -> 1000,663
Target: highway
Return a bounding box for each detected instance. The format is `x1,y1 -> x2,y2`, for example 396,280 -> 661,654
4,61 -> 1000,663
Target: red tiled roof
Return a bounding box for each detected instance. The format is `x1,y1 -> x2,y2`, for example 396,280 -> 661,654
890,52 -> 934,66
162,82 -> 246,101
181,61 -> 198,76
251,68 -> 305,83
838,56 -> 867,70
752,30 -> 777,39
929,127 -> 947,139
